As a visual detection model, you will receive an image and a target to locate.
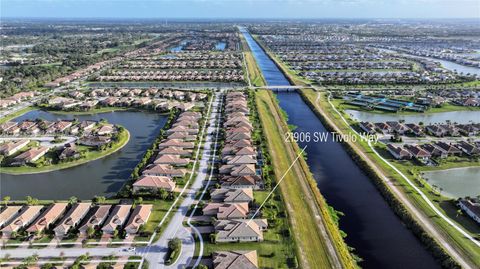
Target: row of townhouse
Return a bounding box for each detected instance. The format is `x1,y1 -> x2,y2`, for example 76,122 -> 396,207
135,51 -> 241,61
458,198 -> 480,225
132,110 -> 203,193
0,202 -> 153,238
202,91 -> 263,269
303,70 -> 459,84
0,92 -> 36,108
387,140 -> 480,163
88,88 -> 208,102
208,92 -> 267,252
97,69 -> 244,82
118,59 -> 242,69
360,121 -> 480,137
0,119 -> 111,137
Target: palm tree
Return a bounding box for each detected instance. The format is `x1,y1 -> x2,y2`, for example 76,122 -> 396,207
2,196 -> 11,206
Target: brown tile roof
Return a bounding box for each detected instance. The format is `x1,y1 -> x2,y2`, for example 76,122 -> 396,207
133,175 -> 176,191
27,203 -> 68,233
212,250 -> 258,269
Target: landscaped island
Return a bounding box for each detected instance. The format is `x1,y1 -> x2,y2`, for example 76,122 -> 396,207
0,118 -> 129,174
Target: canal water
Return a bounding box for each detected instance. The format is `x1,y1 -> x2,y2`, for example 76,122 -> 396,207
241,28 -> 440,269
0,110 -> 167,200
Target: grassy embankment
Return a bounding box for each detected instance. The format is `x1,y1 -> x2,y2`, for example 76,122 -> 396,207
241,35 -> 356,268
239,34 -> 266,87
301,88 -> 480,268
255,90 -> 357,269
0,128 -> 130,175
0,106 -> 37,124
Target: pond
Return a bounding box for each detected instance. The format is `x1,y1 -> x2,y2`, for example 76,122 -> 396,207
423,167 -> 480,198
215,42 -> 226,51
346,109 -> 480,124
0,110 -> 168,200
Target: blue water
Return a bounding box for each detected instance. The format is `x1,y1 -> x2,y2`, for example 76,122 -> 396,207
215,42 -> 226,51
1,110 -> 167,200
240,27 -> 440,269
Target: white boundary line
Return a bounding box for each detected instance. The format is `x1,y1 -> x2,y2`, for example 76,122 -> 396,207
139,93 -> 215,258
322,90 -> 480,250
247,145 -> 308,224
187,92 -> 223,269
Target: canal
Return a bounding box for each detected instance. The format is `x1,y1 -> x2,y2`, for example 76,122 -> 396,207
240,28 -> 440,269
0,110 -> 168,200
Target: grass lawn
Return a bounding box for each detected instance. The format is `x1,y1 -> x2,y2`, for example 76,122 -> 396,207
142,199 -> 177,234
301,88 -> 480,268
0,128 -> 130,175
255,90 -> 356,269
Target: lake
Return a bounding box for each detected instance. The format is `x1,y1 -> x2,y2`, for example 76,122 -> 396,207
0,110 -> 168,200
423,167 -> 480,198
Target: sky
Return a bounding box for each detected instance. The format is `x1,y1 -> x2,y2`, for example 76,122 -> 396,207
1,0 -> 479,19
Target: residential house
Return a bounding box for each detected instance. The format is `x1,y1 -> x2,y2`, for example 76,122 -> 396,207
358,122 -> 376,134
457,141 -> 480,156
11,146 -> 49,165
386,144 -> 412,160
53,203 -> 91,236
434,141 -> 463,156
101,204 -> 132,234
1,206 -> 43,237
0,139 -> 29,156
202,203 -> 249,220
158,147 -> 192,157
78,205 -> 112,234
153,154 -> 190,166
26,203 -> 68,234
124,204 -> 153,234
458,198 -> 480,224
420,144 -> 447,159
220,176 -> 261,189
133,175 -> 176,192
404,144 -> 431,162
0,206 -> 23,227
212,250 -> 258,269
142,164 -> 186,178
214,219 -> 267,243
210,188 -> 254,203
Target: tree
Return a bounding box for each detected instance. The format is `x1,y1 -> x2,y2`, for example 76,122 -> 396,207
3,196 -> 11,206
68,196 -> 78,205
158,188 -> 168,200
93,196 -> 106,204
168,237 -> 181,251
86,226 -> 95,238
113,229 -> 119,238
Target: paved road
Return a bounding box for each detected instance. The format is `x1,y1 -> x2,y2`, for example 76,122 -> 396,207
319,90 -> 479,269
1,93 -> 223,269
142,92 -> 222,269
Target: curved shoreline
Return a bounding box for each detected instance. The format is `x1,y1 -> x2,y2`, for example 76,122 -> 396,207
0,129 -> 130,175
